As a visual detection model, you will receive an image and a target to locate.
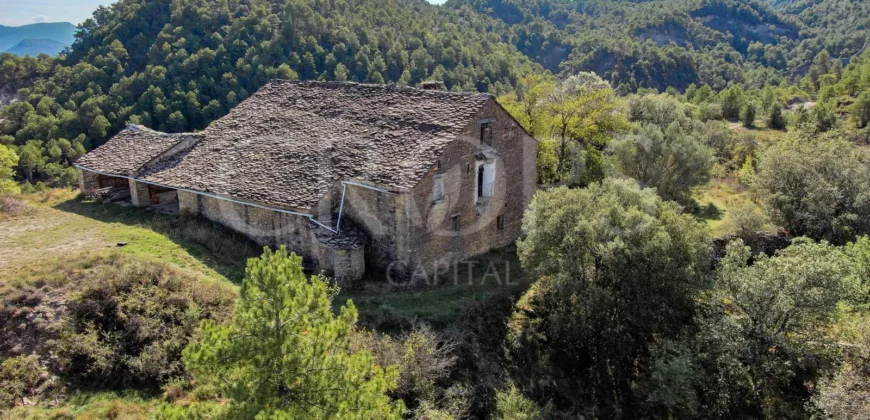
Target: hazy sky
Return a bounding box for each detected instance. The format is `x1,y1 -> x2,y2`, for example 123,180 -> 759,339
0,0 -> 447,26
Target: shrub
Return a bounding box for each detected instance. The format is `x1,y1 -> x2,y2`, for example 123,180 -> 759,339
755,133 -> 870,244
494,386 -> 546,420
0,195 -> 31,217
51,256 -> 237,389
0,355 -> 49,409
812,323 -> 870,419
723,203 -> 773,242
608,122 -> 713,203
351,323 -> 463,416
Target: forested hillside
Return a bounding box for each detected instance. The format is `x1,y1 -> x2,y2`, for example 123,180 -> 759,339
0,0 -> 537,185
2,0 -> 870,417
766,0 -> 870,59
445,0 -> 857,91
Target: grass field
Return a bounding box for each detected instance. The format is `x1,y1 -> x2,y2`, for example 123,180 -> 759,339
1,189 -> 257,284
692,176 -> 760,237
1,190 -> 534,418
339,247 -> 532,328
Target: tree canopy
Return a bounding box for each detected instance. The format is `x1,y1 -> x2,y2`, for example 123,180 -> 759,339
182,247 -> 404,419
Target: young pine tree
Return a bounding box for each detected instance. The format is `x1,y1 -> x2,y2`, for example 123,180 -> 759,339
741,102 -> 756,128
182,247 -> 404,419
768,103 -> 786,130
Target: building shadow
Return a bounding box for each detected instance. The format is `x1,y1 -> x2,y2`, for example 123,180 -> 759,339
53,198 -> 260,283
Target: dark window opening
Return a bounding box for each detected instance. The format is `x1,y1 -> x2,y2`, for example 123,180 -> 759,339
497,215 -> 505,231
466,163 -> 471,174
436,160 -> 442,169
480,121 -> 493,145
452,215 -> 461,232
477,165 -> 485,198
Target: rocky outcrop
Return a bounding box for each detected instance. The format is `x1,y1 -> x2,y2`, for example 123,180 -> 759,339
0,86 -> 18,111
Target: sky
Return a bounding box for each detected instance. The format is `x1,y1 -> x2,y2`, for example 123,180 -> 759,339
0,0 -> 447,26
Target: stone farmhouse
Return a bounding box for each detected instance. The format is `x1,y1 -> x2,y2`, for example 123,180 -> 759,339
76,81 -> 537,282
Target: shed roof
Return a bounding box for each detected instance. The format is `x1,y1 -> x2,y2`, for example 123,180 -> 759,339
76,126 -> 200,177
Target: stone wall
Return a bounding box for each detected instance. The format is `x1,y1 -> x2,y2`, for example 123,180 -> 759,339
338,184 -> 412,277
79,170 -> 101,194
129,179 -> 151,207
78,170 -> 128,195
405,98 -> 537,279
179,191 -> 365,283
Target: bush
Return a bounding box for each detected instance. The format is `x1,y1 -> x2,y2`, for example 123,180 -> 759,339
0,355 -> 49,409
351,323 -> 463,416
813,323 -> 870,419
50,255 -> 237,389
723,203 -> 773,242
699,102 -> 723,121
494,386 -> 547,420
0,195 -> 31,217
608,122 -> 713,203
755,133 -> 870,244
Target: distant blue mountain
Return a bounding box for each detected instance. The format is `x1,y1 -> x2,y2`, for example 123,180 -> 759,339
6,39 -> 68,56
0,22 -> 76,55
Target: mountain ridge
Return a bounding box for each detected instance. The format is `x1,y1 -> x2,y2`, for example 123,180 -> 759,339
0,22 -> 76,54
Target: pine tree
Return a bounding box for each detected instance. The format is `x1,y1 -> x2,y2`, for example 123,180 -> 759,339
768,103 -> 786,130
854,92 -> 870,129
183,247 -> 404,419
741,102 -> 756,128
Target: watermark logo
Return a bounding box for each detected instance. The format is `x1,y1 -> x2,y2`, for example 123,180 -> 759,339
385,257 -> 519,287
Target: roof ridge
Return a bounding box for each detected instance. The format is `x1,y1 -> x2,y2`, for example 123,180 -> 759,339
264,79 -> 493,98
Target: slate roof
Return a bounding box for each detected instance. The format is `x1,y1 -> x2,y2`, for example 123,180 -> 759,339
133,81 -> 493,210
75,126 -> 201,177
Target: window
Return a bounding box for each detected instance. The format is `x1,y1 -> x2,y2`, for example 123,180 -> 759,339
436,160 -> 442,169
475,161 -> 496,201
477,165 -> 485,198
497,215 -> 505,231
480,121 -> 493,145
433,174 -> 445,201
452,215 -> 461,232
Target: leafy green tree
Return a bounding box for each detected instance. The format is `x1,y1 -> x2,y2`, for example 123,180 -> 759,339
509,179 -> 710,416
495,386 -> 546,420
608,123 -> 713,203
755,134 -> 870,244
500,72 -> 627,185
646,239 -> 848,418
0,145 -> 20,195
183,247 -> 404,419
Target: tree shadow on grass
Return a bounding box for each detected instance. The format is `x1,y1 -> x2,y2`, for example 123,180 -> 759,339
691,200 -> 724,223
54,198 -> 260,284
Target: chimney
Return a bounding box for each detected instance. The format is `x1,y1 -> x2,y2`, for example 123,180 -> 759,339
420,81 -> 446,91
